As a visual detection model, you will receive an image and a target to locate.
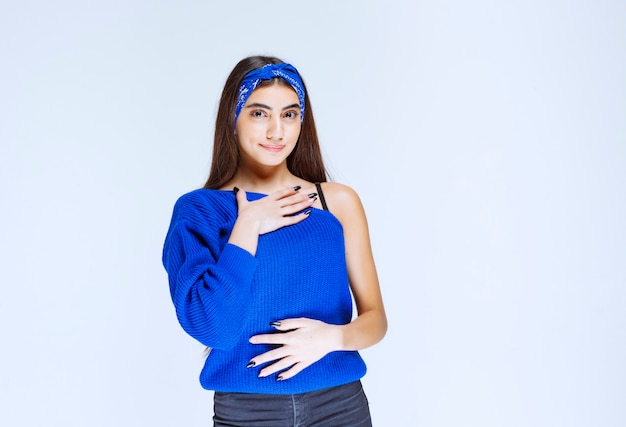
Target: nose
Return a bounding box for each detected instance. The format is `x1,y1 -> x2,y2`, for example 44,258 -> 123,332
266,116 -> 284,140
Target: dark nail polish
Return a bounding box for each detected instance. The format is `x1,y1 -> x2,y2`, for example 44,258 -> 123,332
269,321 -> 281,327
246,361 -> 255,368
293,185 -> 301,191
233,186 -> 239,194
308,193 -> 317,198
276,375 -> 284,381
304,209 -> 312,215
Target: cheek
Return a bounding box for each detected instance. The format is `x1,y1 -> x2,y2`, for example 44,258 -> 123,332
288,123 -> 302,138
234,122 -> 256,139
239,118 -> 267,132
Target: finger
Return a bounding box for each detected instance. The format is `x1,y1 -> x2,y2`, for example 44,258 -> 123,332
249,333 -> 289,345
269,318 -> 309,331
275,361 -> 307,381
278,191 -> 317,210
277,194 -> 317,219
271,185 -> 302,201
248,346 -> 290,368
259,356 -> 298,378
275,209 -> 312,228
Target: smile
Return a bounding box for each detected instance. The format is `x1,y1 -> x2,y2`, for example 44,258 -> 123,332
260,144 -> 285,152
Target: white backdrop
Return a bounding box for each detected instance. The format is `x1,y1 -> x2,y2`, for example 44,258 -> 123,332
1,1 -> 624,426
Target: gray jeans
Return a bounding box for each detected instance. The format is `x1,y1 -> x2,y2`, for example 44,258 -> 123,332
213,380 -> 372,427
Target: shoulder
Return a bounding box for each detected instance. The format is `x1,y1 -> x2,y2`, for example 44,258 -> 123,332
172,188 -> 235,222
319,182 -> 361,205
318,182 -> 366,224
173,188 -> 210,214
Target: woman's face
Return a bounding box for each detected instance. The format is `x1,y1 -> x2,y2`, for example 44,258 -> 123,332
235,82 -> 302,170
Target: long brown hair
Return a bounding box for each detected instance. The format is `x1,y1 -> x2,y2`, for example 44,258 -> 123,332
203,55 -> 328,189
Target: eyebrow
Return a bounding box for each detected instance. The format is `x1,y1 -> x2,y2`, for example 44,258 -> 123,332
245,102 -> 300,111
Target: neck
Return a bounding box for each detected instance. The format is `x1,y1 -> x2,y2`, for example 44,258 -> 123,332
228,165 -> 301,193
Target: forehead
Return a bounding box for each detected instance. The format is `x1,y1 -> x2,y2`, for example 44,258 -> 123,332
246,81 -> 300,104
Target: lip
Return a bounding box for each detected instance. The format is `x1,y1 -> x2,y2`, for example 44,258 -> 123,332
260,144 -> 285,152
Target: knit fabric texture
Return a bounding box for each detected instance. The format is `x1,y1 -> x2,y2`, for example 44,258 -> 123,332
162,189 -> 366,394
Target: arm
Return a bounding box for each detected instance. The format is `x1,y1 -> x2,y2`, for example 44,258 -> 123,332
163,198 -> 258,350
163,189 -> 316,350
329,183 -> 388,351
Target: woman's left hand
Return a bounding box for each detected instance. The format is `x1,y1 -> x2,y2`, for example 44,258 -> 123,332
248,318 -> 343,380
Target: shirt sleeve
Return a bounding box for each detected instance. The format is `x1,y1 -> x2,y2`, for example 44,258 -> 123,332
162,200 -> 258,350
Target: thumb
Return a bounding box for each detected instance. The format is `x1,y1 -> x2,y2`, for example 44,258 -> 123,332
233,186 -> 248,208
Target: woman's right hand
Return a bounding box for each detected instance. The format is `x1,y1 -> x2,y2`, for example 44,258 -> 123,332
228,186 -> 315,255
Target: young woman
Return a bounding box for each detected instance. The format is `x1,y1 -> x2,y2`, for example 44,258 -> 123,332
163,55 -> 387,426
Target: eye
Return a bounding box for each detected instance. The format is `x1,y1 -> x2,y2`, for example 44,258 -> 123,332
251,110 -> 267,118
283,110 -> 299,120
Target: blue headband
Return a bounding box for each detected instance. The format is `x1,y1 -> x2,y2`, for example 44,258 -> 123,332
235,63 -> 306,124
